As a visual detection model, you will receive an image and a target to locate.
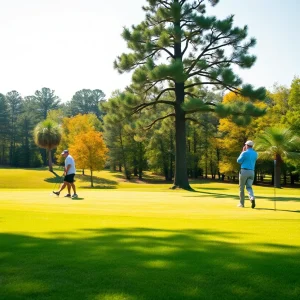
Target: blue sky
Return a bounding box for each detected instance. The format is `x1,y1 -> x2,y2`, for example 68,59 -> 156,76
0,0 -> 299,101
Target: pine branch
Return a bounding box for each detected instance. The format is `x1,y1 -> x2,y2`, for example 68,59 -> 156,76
143,78 -> 175,94
155,87 -> 176,102
184,82 -> 225,89
158,0 -> 171,9
185,117 -> 202,124
188,59 -> 237,78
184,91 -> 198,98
185,103 -> 216,115
194,71 -> 241,93
182,0 -> 205,18
186,31 -> 223,74
145,113 -> 175,130
154,46 -> 175,59
133,100 -> 175,114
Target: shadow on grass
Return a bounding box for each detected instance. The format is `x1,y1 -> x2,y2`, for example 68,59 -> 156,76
1,228 -> 299,300
44,174 -> 118,189
186,189 -> 300,202
255,208 -> 300,213
44,176 -> 64,184
76,174 -> 118,189
112,172 -> 173,184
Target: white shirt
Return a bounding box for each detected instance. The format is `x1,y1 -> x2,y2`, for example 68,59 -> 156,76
65,155 -> 76,175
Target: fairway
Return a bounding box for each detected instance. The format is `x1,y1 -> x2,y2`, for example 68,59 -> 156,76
1,173 -> 300,300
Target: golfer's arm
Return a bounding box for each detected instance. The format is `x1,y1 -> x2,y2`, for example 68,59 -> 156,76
65,164 -> 71,174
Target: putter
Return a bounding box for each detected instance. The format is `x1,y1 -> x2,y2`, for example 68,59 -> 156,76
51,176 -> 64,196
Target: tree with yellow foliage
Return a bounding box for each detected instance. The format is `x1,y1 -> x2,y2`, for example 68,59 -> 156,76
55,113 -> 102,165
69,130 -> 108,187
218,91 -> 266,179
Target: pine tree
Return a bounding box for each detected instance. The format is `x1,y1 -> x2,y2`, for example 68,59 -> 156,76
285,77 -> 300,134
6,90 -> 24,164
68,89 -> 105,120
33,87 -> 61,120
114,0 -> 266,189
0,94 -> 10,164
102,93 -> 145,180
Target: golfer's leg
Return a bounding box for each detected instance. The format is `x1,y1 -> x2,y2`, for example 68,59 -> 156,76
66,183 -> 71,194
239,171 -> 247,206
59,182 -> 67,192
70,183 -> 76,194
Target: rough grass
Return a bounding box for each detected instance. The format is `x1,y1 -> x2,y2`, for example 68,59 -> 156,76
0,168 -> 300,300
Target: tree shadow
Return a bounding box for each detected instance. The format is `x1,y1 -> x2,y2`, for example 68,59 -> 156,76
49,170 -> 62,177
186,190 -> 300,202
44,176 -> 64,184
80,186 -> 117,190
112,172 -> 172,184
0,228 -> 299,300
185,190 -> 238,198
76,174 -> 118,189
255,208 -> 300,213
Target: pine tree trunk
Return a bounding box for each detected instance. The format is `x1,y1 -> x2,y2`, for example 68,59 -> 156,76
172,17 -> 190,190
290,172 -> 295,185
169,130 -> 174,180
173,82 -> 190,189
119,133 -> 130,180
193,129 -> 198,178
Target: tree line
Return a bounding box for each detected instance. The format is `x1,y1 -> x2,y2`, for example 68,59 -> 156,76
1,78 -> 299,188
0,87 -> 105,168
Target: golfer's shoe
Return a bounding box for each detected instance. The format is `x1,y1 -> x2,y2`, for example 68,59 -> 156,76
53,191 -> 60,196
64,194 -> 71,197
251,199 -> 256,209
71,194 -> 78,199
237,203 -> 244,208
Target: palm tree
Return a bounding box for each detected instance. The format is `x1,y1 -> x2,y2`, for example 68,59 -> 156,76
34,119 -> 62,172
255,127 -> 300,188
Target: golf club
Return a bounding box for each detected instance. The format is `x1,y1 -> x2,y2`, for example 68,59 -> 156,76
50,175 -> 64,196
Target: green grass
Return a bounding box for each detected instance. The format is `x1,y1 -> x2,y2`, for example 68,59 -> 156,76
0,168 -> 300,299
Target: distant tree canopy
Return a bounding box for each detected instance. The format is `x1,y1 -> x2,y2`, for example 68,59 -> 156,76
67,89 -> 106,120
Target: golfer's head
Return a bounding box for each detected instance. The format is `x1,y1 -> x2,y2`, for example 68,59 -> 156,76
245,140 -> 254,148
61,150 -> 69,157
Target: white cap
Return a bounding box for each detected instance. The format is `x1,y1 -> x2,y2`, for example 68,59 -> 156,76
245,140 -> 254,146
61,149 -> 69,155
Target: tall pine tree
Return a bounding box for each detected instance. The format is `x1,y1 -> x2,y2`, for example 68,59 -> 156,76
114,0 -> 266,189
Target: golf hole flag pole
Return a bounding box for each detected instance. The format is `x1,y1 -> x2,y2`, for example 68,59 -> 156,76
274,159 -> 277,211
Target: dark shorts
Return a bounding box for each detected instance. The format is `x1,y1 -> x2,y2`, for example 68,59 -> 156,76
64,174 -> 75,183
